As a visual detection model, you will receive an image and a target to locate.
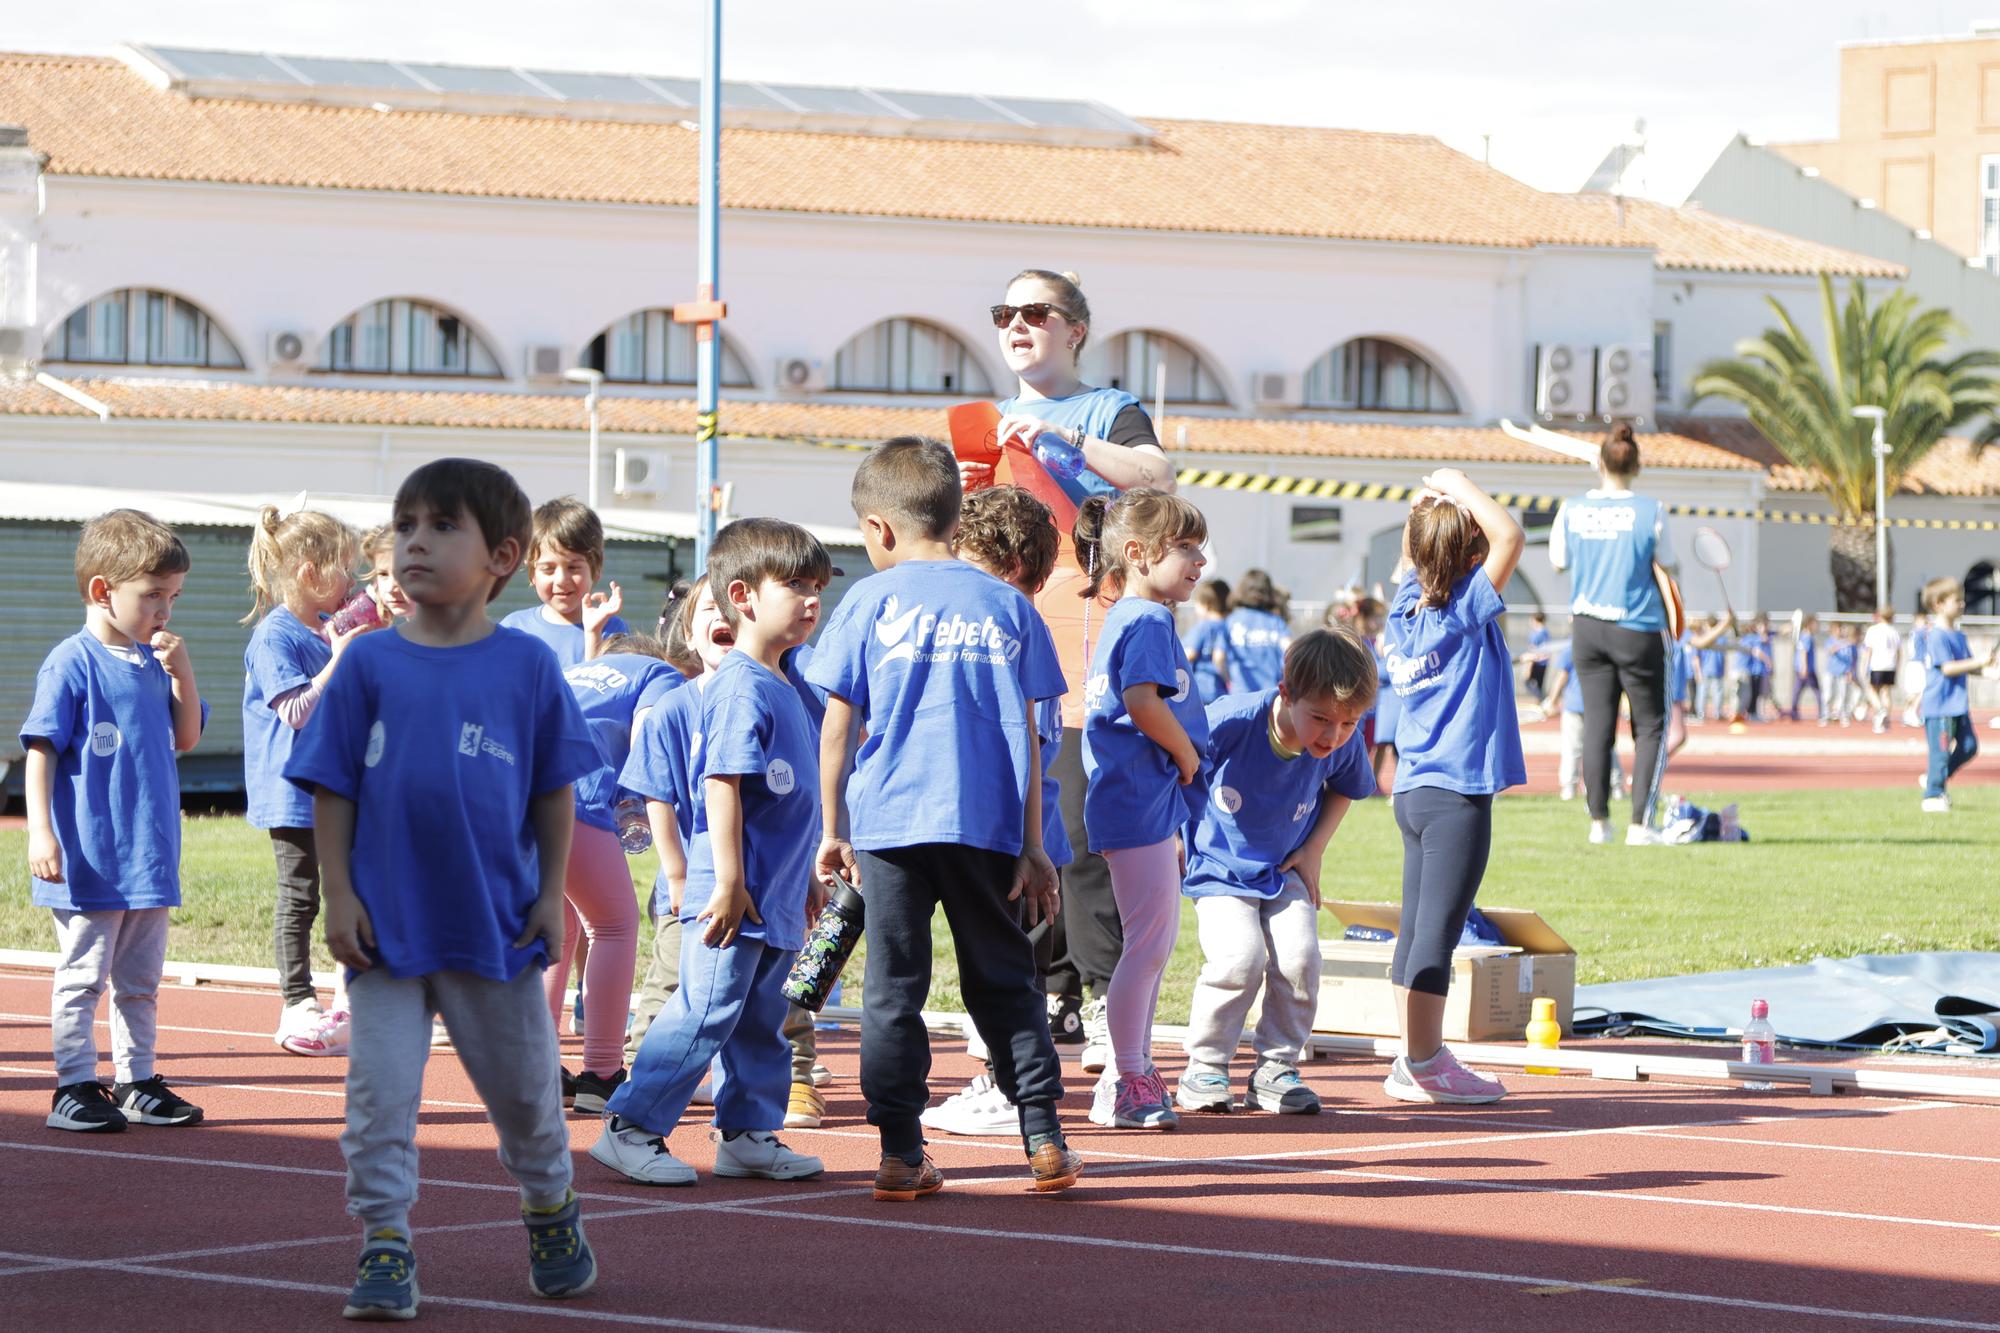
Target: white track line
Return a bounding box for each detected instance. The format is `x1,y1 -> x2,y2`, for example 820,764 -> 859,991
1624,1126 -> 2000,1164
0,1011 -> 279,1041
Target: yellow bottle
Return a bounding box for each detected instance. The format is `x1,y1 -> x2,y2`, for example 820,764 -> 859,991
1524,997 -> 1562,1075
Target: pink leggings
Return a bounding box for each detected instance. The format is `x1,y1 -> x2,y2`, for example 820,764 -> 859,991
542,820 -> 639,1076
1102,838 -> 1183,1077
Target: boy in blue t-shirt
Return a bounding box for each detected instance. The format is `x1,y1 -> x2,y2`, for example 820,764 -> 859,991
1177,630 -> 1376,1118
284,459 -> 605,1317
592,519 -> 832,1188
1735,614 -> 1773,722
24,509 -> 207,1134
501,497 -> 630,666
808,437 -> 1080,1200
1917,577 -> 1996,812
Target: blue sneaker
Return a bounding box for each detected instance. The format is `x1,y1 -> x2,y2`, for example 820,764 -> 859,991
524,1192 -> 597,1299
342,1231 -> 417,1321
1175,1067 -> 1234,1114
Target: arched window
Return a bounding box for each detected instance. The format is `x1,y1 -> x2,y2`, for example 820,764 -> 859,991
47,288 -> 245,369
314,298 -> 501,377
1083,330 -> 1228,405
583,309 -> 753,388
1304,337 -> 1459,413
831,318 -> 992,395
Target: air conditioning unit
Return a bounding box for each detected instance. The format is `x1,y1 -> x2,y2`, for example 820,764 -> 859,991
1594,343 -> 1655,423
0,324 -> 32,379
523,344 -> 565,382
613,448 -> 667,499
1250,371 -> 1301,411
1534,343 -> 1588,417
267,329 -> 313,373
774,356 -> 825,394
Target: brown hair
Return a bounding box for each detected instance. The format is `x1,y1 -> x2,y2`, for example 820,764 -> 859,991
707,518 -> 833,630
392,458 -> 533,602
527,497 -> 606,575
1010,268 -> 1091,360
954,485 -> 1060,593
1226,568 -> 1286,616
74,509 -> 190,601
851,435 -> 962,540
1406,496 -> 1491,608
1600,421 -> 1640,481
243,505 -> 359,624
656,575 -> 706,676
361,523 -> 396,561
1923,576 -> 1964,612
597,631 -> 670,660
1283,628 -> 1379,712
1073,488 -> 1207,601
1194,580 -> 1229,616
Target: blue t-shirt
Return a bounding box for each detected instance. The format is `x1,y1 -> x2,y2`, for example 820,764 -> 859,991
1828,641 -> 1856,676
1370,638 -> 1402,742
1795,632 -> 1817,673
1551,490 -> 1669,632
1082,597 -> 1211,851
21,631 -> 207,911
1699,645 -> 1724,678
681,652 -> 820,951
1223,607 -> 1290,694
993,385 -> 1143,508
1739,631 -> 1772,678
1551,642 -> 1584,715
782,642 -> 830,733
806,560 -> 1066,857
500,605 -> 631,668
1183,617 -> 1229,705
563,652 -> 680,831
283,626 -> 600,981
242,607 -> 333,829
1920,626 -> 1972,718
1184,688 -> 1374,899
622,676 -> 704,845
1386,570 -> 1526,796
1526,624 -> 1551,658
1038,694 -> 1073,868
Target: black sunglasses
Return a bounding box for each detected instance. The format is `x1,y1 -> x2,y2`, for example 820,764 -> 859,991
990,302 -> 1071,329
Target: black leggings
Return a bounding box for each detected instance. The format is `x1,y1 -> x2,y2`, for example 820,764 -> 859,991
270,826 -> 321,1005
1047,728 -> 1122,1000
1572,615 -> 1668,825
1392,788 -> 1493,997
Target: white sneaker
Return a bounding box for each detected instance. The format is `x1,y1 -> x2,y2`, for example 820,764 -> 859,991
809,1064 -> 833,1088
920,1073 -> 1018,1136
1559,783 -> 1577,801
429,1016 -> 451,1048
286,1007 -> 351,1057
964,1024 -> 989,1064
711,1129 -> 824,1180
1624,824 -> 1663,846
1079,998 -> 1109,1074
1921,796 -> 1951,813
275,997 -> 324,1052
1588,821 -> 1610,845
589,1117 -> 696,1185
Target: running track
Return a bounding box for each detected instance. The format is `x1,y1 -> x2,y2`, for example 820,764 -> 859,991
4,971 -> 1995,1331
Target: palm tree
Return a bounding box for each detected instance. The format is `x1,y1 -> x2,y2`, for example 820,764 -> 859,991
1690,275 -> 2000,611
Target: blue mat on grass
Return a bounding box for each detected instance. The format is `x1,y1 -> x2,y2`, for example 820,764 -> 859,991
1573,952 -> 2000,1053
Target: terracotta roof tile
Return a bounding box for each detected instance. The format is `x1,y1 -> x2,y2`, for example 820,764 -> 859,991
1566,196 -> 1903,278
1660,413 -> 2000,497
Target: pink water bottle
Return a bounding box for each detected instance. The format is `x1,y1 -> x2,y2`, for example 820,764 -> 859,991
322,590 -> 383,639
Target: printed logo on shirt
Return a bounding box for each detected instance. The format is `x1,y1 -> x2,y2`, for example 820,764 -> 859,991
364,720 -> 386,768
874,594 -> 1024,667
88,722 -> 121,756
1566,505 -> 1637,539
766,757 -> 796,795
1170,668 -> 1191,703
1293,799 -> 1314,823
690,731 -> 703,768
1084,673 -> 1110,714
564,662 -> 632,694
1387,649 -> 1447,697
457,721 -> 517,767
1212,785 -> 1243,814
1229,623 -> 1287,649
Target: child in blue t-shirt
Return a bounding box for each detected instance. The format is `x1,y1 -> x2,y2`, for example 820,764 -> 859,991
1736,614 -> 1773,722
592,519 -> 831,1190
1787,613 -> 1822,722
1184,579 -> 1231,704
1917,577 -> 1995,811
1539,641 -> 1624,803
1177,629 -> 1377,1117
24,509 -> 207,1134
501,497 -> 630,666
1076,488 -> 1213,1132
1825,623 -> 1859,727
1521,610 -> 1551,697
1382,469 -> 1526,1106
242,503 -> 372,1058
284,459 -> 605,1317
1223,568 -> 1291,693
1694,615 -> 1728,722
809,438 -> 1078,1200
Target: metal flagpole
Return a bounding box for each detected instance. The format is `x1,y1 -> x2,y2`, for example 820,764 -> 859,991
683,0 -> 726,571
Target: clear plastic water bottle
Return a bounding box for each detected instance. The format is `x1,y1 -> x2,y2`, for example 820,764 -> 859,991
322,589 -> 382,638
1741,998 -> 1776,1091
614,795 -> 652,855
1031,429 -> 1087,481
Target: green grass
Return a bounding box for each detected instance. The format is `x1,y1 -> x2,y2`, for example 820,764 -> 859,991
5,785 -> 1994,1025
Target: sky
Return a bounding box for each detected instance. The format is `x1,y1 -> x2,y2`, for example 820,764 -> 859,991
10,1 -> 2000,201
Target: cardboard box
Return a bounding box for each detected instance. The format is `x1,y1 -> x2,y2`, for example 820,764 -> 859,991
1313,902 -> 1576,1042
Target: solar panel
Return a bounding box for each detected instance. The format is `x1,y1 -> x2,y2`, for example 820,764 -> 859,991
719,82 -> 794,112
149,48 -> 302,85
530,70 -> 676,105
402,63 -> 548,98
640,77 -> 700,106
869,91 -> 1018,126
991,97 -> 1146,135
759,84 -> 893,117
281,57 -> 428,91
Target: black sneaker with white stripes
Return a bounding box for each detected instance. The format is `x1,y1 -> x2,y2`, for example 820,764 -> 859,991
113,1075 -> 204,1126
48,1081 -> 128,1133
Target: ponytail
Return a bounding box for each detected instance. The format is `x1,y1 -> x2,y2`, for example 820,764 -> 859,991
1073,495 -> 1112,600
242,503 -> 361,625
1074,488 -> 1208,603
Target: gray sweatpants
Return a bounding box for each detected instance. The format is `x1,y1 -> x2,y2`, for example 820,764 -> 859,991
342,966 -> 571,1240
1181,875 -> 1320,1073
51,907 -> 171,1086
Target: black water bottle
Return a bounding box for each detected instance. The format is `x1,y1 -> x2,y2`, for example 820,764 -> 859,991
783,876 -> 865,1012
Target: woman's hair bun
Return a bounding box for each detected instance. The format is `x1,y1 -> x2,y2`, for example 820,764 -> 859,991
1059,270 -> 1083,289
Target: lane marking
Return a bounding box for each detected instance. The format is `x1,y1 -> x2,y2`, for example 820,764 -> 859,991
0,1062 -> 488,1113
1627,1127 -> 2000,1164
1524,1277 -> 1648,1296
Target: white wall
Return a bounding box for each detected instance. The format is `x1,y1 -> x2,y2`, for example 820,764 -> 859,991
1655,270 -> 1829,413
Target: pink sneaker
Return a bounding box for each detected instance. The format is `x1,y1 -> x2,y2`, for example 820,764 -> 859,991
284,1007 -> 351,1057
1088,1071 -> 1177,1129
1383,1048 -> 1506,1104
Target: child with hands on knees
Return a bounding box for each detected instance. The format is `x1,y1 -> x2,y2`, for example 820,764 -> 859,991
1177,629 -> 1376,1117
502,497 -> 628,666
26,509 -> 207,1134
242,503 -> 373,1058
284,459 -> 606,1319
808,438 -> 1080,1200
1076,487 -> 1213,1131
1381,469 -> 1526,1106
591,520 -> 831,1189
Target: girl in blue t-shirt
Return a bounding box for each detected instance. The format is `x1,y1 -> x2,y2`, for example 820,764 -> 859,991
1381,470 -> 1525,1106
242,504 -> 373,1057
1077,488 -> 1212,1131
1223,569 -> 1292,694
1183,579 -> 1231,704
